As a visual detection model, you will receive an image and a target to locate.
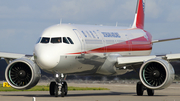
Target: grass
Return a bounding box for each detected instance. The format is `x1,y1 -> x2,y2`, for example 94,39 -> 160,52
0,84 -> 109,92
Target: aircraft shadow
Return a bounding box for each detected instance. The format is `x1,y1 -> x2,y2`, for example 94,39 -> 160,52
1,91 -> 169,97
67,91 -> 134,97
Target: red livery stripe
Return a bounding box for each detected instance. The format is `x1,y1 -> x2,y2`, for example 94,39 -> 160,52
68,36 -> 152,55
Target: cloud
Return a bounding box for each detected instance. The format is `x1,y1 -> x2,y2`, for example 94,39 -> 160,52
166,2 -> 180,22
47,0 -> 117,23
0,0 -> 180,54
110,0 -> 136,22
146,0 -> 163,19
145,0 -> 180,23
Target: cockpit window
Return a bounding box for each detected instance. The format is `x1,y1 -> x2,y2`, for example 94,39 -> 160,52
67,37 -> 74,44
63,37 -> 69,44
41,37 -> 50,43
51,37 -> 62,43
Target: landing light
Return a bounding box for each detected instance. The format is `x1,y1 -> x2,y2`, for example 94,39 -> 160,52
123,66 -> 126,69
55,74 -> 59,78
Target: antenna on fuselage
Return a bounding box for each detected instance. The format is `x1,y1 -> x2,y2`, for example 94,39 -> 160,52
129,24 -> 132,27
60,19 -> 62,25
116,22 -> 118,27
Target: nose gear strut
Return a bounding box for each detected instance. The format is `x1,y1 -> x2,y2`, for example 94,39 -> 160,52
49,73 -> 68,97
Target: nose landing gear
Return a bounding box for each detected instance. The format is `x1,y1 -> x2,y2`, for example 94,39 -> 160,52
49,73 -> 68,97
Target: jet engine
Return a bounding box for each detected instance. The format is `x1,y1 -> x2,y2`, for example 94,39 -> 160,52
5,58 -> 41,90
139,58 -> 174,90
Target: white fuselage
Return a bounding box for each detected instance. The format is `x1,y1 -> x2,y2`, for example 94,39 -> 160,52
34,24 -> 152,75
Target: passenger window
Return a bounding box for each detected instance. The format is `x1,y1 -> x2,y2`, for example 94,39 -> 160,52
51,37 -> 62,43
41,37 -> 50,43
67,37 -> 74,44
63,37 -> 69,44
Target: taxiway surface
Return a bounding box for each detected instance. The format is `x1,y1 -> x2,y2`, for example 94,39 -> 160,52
1,83 -> 180,101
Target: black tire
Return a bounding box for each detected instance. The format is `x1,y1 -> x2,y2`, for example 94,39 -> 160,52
61,87 -> 65,97
55,84 -> 59,97
136,82 -> 144,96
147,88 -> 154,96
63,81 -> 68,96
49,81 -> 56,96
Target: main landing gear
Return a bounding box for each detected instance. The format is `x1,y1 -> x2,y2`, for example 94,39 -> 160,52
136,81 -> 154,96
49,73 -> 68,97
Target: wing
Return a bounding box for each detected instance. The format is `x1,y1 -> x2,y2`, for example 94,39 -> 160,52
118,54 -> 180,65
0,52 -> 33,64
97,53 -> 180,75
152,37 -> 180,43
116,53 -> 180,69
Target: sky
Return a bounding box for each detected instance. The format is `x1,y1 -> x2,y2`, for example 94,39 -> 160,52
0,0 -> 180,55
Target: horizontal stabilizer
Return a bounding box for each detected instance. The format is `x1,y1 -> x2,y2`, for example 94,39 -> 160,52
152,37 -> 180,43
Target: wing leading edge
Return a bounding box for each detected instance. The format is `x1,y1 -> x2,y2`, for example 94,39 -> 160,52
116,53 -> 180,68
0,52 -> 33,64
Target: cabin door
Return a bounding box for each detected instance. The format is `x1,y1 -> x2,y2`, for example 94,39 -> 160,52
73,29 -> 85,54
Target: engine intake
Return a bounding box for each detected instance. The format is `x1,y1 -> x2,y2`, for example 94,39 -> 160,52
5,58 -> 41,90
139,58 -> 174,90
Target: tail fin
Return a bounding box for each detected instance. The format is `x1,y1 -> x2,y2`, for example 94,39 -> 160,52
132,0 -> 145,29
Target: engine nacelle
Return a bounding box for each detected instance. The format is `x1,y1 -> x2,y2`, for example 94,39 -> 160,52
139,58 -> 174,90
5,58 -> 41,90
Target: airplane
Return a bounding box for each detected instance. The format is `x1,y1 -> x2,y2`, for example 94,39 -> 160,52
1,0 -> 180,97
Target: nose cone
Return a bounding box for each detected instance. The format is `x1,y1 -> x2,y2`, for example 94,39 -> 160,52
34,45 -> 60,70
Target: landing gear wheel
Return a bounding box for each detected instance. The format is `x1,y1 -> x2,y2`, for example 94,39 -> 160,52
55,84 -> 59,97
136,82 -> 144,96
147,88 -> 154,96
61,86 -> 65,97
63,81 -> 68,96
49,81 -> 56,96
52,73 -> 68,97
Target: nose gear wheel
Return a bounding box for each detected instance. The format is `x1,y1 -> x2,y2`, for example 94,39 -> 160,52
49,73 -> 68,97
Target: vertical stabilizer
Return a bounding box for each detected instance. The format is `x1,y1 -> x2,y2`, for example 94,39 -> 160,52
132,0 -> 145,29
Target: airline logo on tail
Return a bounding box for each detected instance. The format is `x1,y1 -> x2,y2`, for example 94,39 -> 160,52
143,0 -> 145,12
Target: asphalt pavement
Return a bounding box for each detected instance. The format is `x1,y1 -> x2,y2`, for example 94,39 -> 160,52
1,83 -> 180,101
